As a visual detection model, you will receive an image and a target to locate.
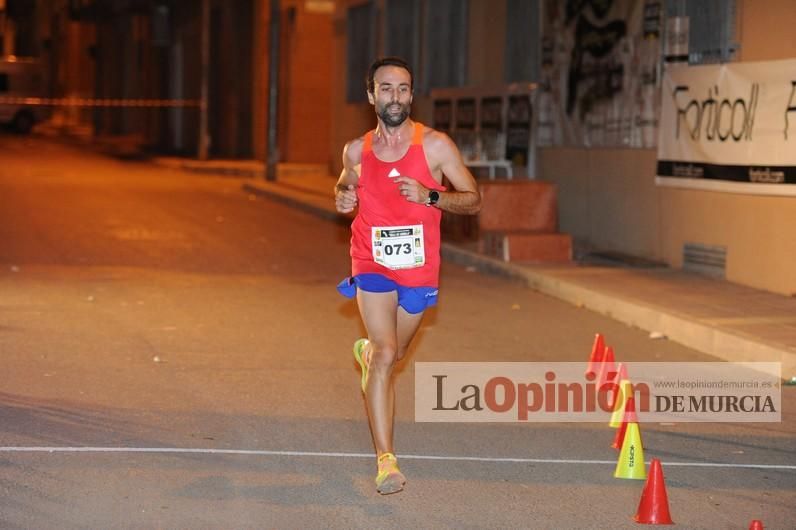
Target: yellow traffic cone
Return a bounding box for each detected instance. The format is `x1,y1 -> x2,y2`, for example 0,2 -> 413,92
609,379 -> 632,428
613,422 -> 647,480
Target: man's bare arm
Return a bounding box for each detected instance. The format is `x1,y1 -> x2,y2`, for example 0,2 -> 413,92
334,139 -> 363,214
427,131 -> 481,215
393,131 -> 481,214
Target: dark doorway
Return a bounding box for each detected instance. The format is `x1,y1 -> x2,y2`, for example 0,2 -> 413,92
208,0 -> 254,158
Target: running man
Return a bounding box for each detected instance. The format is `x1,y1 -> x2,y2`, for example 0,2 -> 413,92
334,57 -> 481,494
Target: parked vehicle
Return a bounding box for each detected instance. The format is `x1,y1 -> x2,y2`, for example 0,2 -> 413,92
0,56 -> 48,133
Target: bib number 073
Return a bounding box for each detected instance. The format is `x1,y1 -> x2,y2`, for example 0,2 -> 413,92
384,243 -> 412,256
372,224 -> 425,270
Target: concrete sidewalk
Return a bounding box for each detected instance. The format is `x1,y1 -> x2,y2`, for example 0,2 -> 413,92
154,157 -> 796,378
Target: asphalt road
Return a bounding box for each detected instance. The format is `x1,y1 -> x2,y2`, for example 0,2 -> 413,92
1,136 -> 794,529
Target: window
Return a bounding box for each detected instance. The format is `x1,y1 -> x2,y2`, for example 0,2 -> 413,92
666,0 -> 737,64
505,0 -> 540,82
423,0 -> 468,92
346,2 -> 377,102
385,0 -> 420,68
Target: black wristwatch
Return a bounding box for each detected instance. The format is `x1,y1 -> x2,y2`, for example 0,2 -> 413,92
426,190 -> 440,207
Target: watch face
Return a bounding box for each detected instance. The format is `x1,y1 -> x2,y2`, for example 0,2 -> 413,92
430,191 -> 440,204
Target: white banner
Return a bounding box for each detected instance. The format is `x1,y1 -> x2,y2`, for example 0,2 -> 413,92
657,58 -> 796,193
415,362 -> 781,423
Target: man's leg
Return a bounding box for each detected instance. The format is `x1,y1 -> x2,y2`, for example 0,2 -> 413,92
355,290 -> 424,456
395,305 -> 425,363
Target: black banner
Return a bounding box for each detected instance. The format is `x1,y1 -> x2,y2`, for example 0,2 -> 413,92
657,160 -> 796,184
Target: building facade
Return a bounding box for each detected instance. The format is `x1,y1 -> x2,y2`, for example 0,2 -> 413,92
4,0 -> 794,295
330,0 -> 796,296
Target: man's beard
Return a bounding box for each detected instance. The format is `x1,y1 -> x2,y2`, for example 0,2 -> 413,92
378,102 -> 411,127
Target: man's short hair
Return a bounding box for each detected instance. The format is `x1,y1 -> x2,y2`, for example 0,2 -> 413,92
366,56 -> 413,94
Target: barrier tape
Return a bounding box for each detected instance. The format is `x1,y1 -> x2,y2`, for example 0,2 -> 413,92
0,96 -> 201,108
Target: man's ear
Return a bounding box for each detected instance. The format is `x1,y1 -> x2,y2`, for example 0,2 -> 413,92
367,91 -> 375,105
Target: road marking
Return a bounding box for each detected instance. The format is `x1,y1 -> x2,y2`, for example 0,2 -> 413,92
0,446 -> 794,470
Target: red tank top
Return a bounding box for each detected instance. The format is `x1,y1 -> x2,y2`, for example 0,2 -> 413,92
350,122 -> 446,287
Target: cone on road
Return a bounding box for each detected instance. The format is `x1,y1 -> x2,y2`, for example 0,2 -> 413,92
612,397 -> 642,450
634,458 -> 673,524
597,345 -> 617,387
586,333 -> 605,377
614,422 -> 646,480
611,362 -> 629,387
749,521 -> 764,530
608,362 -> 629,409
612,415 -> 629,450
609,379 -> 634,428
622,393 -> 640,424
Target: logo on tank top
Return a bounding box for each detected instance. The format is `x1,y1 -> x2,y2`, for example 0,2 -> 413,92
388,168 -> 401,178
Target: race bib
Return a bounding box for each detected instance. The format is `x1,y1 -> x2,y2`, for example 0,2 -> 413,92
372,224 -> 425,270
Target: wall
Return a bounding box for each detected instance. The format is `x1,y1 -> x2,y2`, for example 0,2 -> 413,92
659,189 -> 796,289
326,0 -> 795,295
253,0 -> 333,165
63,20 -> 95,97
208,0 -> 253,158
735,0 -> 796,62
281,0 -> 333,164
467,0 -> 506,86
540,148 -> 662,259
539,0 -> 796,296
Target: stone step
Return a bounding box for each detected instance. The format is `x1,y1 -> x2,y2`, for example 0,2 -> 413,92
277,163 -> 329,178
480,231 -> 572,263
478,181 -> 559,232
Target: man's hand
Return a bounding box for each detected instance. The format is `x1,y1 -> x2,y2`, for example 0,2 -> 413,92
394,176 -> 429,205
335,184 -> 359,213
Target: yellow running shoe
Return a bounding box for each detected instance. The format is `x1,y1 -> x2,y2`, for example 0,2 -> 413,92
375,452 -> 405,495
353,338 -> 370,393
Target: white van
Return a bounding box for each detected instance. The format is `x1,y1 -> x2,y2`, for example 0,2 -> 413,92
0,56 -> 48,133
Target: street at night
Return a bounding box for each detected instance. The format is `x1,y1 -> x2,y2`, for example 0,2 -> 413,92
1,136 -> 793,529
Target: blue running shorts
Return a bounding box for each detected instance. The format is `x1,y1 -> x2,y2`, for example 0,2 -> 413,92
336,273 -> 438,314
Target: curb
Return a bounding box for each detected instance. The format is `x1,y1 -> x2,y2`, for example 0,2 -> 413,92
154,158 -> 265,178
242,181 -> 350,224
442,244 -> 796,376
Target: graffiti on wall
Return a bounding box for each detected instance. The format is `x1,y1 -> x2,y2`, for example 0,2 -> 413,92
538,0 -> 662,148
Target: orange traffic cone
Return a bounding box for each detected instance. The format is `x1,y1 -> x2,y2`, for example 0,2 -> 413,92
608,362 -> 629,409
585,333 -> 605,377
749,521 -> 764,530
612,415 -> 629,450
623,394 -> 639,424
612,397 -> 642,450
614,422 -> 646,480
634,458 -> 673,524
597,346 -> 617,387
611,362 -> 629,386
